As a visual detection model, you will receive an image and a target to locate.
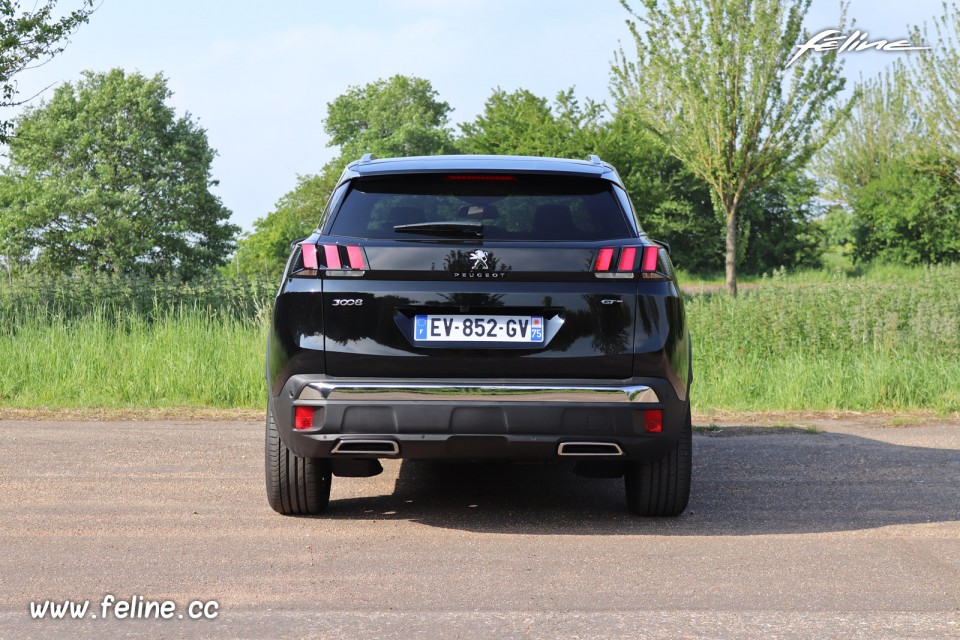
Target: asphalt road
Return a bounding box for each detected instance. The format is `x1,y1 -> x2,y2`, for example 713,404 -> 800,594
0,418 -> 958,639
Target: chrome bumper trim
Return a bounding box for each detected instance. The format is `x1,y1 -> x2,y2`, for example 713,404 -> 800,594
297,382 -> 660,404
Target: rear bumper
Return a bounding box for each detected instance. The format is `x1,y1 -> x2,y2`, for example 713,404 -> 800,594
270,375 -> 687,460
272,375 -> 687,461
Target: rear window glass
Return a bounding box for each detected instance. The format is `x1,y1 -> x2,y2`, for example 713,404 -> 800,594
328,174 -> 632,241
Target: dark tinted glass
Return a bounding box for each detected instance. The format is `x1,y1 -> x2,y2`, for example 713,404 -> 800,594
329,174 -> 632,241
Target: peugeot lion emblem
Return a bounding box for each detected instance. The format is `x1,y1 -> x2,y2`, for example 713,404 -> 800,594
469,250 -> 489,270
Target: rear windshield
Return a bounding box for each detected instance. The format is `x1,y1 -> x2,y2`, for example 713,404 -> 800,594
328,174 -> 632,241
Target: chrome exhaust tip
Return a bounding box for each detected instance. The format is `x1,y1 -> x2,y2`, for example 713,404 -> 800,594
557,441 -> 624,457
331,440 -> 400,456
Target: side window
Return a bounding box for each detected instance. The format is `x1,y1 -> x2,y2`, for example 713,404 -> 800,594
612,185 -> 643,235
318,182 -> 351,233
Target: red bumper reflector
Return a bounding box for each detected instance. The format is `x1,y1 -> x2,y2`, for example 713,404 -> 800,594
294,407 -> 313,430
618,246 -> 637,271
644,409 -> 663,434
323,245 -> 342,270
346,245 -> 366,269
301,243 -> 318,269
595,247 -> 614,271
641,246 -> 659,272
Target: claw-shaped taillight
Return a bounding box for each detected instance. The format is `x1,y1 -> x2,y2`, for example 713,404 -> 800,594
593,245 -> 667,280
295,243 -> 367,277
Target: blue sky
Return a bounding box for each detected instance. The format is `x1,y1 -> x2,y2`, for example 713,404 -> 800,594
1,0 -> 944,232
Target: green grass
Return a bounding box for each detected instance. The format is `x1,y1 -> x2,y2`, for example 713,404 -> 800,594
0,265 -> 958,413
0,307 -> 266,409
692,349 -> 960,412
687,264 -> 960,413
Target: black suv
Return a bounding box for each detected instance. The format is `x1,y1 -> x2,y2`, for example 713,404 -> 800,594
265,154 -> 692,516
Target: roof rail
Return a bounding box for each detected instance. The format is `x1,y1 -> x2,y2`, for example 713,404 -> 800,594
359,153 -> 376,164
587,154 -> 603,165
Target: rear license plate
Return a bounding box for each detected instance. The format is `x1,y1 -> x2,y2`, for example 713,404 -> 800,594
414,315 -> 544,343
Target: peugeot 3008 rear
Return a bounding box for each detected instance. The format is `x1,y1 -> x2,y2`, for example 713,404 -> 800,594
265,154 -> 692,516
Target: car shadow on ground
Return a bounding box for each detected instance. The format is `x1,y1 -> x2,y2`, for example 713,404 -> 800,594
322,427 -> 960,535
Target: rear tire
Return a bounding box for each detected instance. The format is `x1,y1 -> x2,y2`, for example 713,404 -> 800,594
624,406 -> 692,516
265,406 -> 332,515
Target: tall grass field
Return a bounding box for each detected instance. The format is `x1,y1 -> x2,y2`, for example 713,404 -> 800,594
688,266 -> 960,412
1,267 -> 958,413
0,274 -> 272,409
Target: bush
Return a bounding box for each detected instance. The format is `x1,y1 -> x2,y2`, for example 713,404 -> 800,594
852,157 -> 960,265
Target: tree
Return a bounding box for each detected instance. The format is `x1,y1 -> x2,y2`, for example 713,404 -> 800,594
815,63 -> 960,265
1,0 -> 94,141
458,87 -> 604,158
0,69 -> 238,278
910,2 -> 960,173
815,64 -> 920,207
607,83 -> 824,276
324,74 -> 455,161
612,0 -> 851,295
